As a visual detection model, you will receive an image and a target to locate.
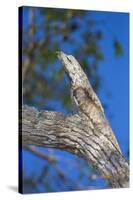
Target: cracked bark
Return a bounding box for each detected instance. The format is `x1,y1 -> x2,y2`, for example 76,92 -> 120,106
21,51 -> 129,188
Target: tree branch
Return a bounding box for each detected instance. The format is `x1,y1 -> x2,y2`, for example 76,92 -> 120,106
21,51 -> 129,188
24,146 -> 56,163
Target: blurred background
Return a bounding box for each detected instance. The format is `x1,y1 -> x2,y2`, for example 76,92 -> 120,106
20,6 -> 129,193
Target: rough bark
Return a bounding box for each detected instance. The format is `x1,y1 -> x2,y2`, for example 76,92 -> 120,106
21,51 -> 129,188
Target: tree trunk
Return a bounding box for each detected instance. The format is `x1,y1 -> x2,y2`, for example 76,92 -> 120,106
21,51 -> 129,188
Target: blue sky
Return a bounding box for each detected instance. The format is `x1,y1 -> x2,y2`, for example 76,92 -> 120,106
21,7 -> 129,193
90,11 -> 129,157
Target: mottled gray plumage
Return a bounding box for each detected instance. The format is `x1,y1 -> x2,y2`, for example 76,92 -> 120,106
22,51 -> 129,188
57,51 -> 121,153
57,51 -> 104,112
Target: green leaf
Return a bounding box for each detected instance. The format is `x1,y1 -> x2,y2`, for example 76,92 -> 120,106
85,44 -> 97,55
53,68 -> 65,80
62,95 -> 71,108
113,40 -> 123,56
96,52 -> 104,60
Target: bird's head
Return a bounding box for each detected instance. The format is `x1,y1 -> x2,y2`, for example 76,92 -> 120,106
57,51 -> 89,89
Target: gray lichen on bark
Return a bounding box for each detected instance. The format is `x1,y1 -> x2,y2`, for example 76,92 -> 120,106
21,51 -> 129,188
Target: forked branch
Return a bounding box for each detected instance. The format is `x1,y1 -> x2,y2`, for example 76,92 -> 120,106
21,51 -> 129,188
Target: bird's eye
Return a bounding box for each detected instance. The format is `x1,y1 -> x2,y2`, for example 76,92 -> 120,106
67,56 -> 72,63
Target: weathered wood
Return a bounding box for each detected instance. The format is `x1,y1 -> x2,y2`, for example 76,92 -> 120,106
21,51 -> 129,188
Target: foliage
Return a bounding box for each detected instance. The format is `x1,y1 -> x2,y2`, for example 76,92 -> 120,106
22,7 -> 107,111
21,6 -> 123,193
113,39 -> 123,56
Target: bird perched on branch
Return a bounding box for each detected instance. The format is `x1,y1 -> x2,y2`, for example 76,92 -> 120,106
57,51 -> 121,153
